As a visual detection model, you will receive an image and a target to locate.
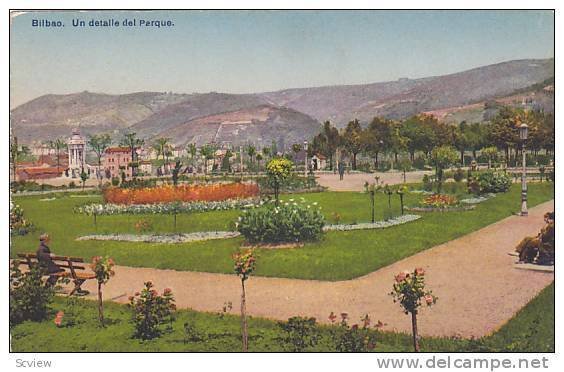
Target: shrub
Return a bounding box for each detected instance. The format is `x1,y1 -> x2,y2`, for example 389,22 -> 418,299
278,316 -> 320,352
9,262 -> 56,327
111,177 -> 120,187
128,281 -> 176,340
183,320 -> 206,343
471,172 -> 512,194
329,313 -> 378,352
453,168 -> 464,182
237,200 -> 325,244
412,157 -> 427,170
10,202 -> 33,236
422,174 -> 433,191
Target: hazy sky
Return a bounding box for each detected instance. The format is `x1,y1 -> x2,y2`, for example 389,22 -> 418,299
10,10 -> 554,107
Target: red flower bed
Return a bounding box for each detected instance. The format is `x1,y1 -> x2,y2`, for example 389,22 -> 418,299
104,183 -> 259,205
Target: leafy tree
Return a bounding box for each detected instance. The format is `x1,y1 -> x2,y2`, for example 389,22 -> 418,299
47,138 -> 67,169
366,117 -> 393,168
255,153 -> 263,172
313,121 -> 340,170
120,132 -> 144,177
262,146 -> 271,159
488,107 -> 520,162
152,137 -> 171,162
187,143 -> 197,159
246,145 -> 256,168
480,146 -> 499,169
199,144 -> 215,175
87,133 -> 112,184
80,168 -> 88,190
266,157 -> 293,204
431,145 -> 459,193
342,119 -> 364,170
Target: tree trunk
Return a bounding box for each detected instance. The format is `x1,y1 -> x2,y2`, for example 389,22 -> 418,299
460,150 -> 464,166
411,311 -> 420,352
241,280 -> 248,352
352,153 -> 357,170
329,153 -> 333,171
98,282 -> 104,327
374,151 -> 379,170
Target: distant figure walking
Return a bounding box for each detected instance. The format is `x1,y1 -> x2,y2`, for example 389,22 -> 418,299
338,162 -> 345,181
36,234 -> 63,286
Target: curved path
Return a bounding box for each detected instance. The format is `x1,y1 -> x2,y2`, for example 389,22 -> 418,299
78,200 -> 554,338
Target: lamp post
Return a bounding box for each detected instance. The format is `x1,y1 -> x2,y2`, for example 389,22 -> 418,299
304,140 -> 309,178
519,123 -> 529,216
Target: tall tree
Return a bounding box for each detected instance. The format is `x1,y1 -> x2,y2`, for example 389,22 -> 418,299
200,144 -> 215,175
246,145 -> 256,167
88,134 -> 112,185
120,132 -> 144,178
342,119 -> 364,170
47,138 -> 67,169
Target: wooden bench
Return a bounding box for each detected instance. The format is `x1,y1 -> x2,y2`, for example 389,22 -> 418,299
16,253 -> 96,296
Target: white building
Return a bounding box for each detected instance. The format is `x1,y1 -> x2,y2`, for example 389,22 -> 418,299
67,129 -> 86,178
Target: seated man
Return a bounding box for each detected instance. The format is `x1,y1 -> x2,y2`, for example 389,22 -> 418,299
36,234 -> 63,285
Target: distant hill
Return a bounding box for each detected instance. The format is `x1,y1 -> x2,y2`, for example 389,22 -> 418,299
11,58 -> 554,146
260,58 -> 554,126
130,92 -> 269,139
152,104 -> 321,149
10,91 -> 189,143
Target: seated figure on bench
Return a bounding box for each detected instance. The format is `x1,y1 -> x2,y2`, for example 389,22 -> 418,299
36,234 -> 64,285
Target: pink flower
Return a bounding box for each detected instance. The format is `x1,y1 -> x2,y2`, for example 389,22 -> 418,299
395,272 -> 407,283
415,267 -> 425,276
163,288 -> 172,295
425,294 -> 434,305
340,312 -> 348,321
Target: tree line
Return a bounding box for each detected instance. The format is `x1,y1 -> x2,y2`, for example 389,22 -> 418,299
310,106 -> 554,170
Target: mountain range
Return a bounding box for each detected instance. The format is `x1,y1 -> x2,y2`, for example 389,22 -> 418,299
11,58 -> 554,148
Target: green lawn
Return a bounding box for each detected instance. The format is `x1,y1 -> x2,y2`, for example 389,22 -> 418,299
11,183 -> 554,280
10,282 -> 554,352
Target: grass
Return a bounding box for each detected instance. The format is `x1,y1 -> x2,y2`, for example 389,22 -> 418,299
9,282 -> 554,352
10,182 -> 554,281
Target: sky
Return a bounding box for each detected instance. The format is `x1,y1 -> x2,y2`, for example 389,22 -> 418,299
10,10 -> 554,107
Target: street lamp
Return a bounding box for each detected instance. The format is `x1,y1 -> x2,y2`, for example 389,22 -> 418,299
519,123 -> 529,216
303,140 -> 309,178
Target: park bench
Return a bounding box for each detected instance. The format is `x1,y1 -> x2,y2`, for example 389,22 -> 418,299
16,253 -> 96,296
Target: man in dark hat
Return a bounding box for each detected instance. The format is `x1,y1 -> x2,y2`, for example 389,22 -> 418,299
36,234 -> 63,286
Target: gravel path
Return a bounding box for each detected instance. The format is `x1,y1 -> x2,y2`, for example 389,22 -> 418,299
316,171 -> 433,191
77,200 -> 554,338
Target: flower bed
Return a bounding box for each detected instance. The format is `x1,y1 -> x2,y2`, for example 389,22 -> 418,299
421,194 -> 458,208
405,205 -> 476,212
460,193 -> 496,204
323,215 -> 421,231
103,182 -> 259,205
76,231 -> 241,244
75,198 -> 262,215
